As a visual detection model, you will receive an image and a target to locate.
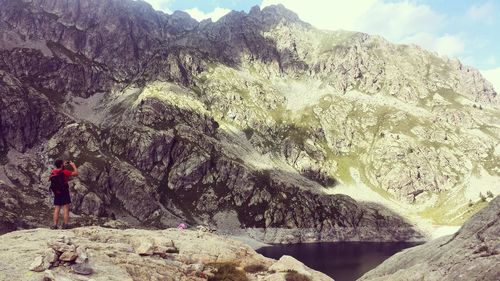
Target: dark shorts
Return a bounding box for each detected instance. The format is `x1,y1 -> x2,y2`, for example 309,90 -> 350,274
54,188 -> 71,206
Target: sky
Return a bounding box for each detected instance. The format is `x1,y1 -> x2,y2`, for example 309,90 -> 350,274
142,0 -> 500,92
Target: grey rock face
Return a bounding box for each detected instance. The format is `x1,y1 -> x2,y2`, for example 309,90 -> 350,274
359,196 -> 500,281
0,70 -> 62,153
0,0 -> 497,240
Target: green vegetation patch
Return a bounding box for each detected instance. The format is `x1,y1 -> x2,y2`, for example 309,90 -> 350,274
418,189 -> 490,225
243,264 -> 267,273
207,263 -> 249,281
285,271 -> 311,281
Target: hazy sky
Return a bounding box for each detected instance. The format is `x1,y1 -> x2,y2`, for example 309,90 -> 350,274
142,0 -> 499,91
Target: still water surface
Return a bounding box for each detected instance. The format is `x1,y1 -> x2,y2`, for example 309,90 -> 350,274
257,242 -> 421,281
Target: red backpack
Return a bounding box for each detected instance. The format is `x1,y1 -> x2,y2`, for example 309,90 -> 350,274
49,170 -> 66,195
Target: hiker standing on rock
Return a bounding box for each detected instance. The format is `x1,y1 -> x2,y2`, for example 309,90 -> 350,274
49,159 -> 78,229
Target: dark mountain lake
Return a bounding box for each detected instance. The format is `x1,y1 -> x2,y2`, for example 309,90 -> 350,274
256,241 -> 422,281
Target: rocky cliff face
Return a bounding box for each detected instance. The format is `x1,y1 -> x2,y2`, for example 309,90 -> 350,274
0,0 -> 498,240
359,196 -> 500,281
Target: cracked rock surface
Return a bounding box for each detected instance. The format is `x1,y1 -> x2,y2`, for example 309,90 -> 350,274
359,196 -> 500,281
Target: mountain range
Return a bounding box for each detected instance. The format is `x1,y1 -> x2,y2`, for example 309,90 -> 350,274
0,0 -> 499,243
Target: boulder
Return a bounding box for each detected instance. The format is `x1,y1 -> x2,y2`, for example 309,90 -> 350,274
135,241 -> 154,256
29,256 -> 47,272
43,248 -> 59,264
59,251 -> 78,262
49,241 -> 75,253
269,255 -> 311,277
80,192 -> 105,217
152,244 -> 175,254
75,246 -> 88,264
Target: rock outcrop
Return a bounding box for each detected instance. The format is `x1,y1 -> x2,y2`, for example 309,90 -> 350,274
359,196 -> 500,281
0,226 -> 333,281
0,0 -> 498,238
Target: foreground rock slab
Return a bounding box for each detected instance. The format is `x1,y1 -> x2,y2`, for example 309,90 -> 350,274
359,196 -> 500,281
0,226 -> 333,281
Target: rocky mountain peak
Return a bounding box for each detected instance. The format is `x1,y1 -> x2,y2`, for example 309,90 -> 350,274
212,4 -> 308,33
247,4 -> 308,27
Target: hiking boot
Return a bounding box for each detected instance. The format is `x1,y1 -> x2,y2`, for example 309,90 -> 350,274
50,225 -> 58,230
61,224 -> 71,230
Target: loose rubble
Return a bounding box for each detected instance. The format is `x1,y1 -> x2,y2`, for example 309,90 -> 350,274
29,234 -> 94,278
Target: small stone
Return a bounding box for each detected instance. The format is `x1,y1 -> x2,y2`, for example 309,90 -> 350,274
153,244 -> 178,255
153,245 -> 168,255
49,241 -> 75,253
56,234 -> 71,244
188,263 -> 204,272
29,255 -> 47,272
59,251 -> 78,262
75,246 -> 88,264
43,248 -> 59,264
196,225 -> 209,232
105,251 -> 116,258
71,262 -> 94,275
136,241 -> 154,255
164,246 -> 178,253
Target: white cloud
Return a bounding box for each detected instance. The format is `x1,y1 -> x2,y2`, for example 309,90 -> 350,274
434,34 -> 465,57
481,67 -> 500,93
357,1 -> 445,40
260,0 -> 444,39
401,32 -> 465,57
184,7 -> 231,22
261,0 -> 377,31
399,33 -> 467,59
467,1 -> 496,24
260,0 -> 467,58
142,0 -> 172,13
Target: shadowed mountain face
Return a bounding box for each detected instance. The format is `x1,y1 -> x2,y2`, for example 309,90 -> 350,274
0,0 -> 498,240
359,196 -> 500,281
